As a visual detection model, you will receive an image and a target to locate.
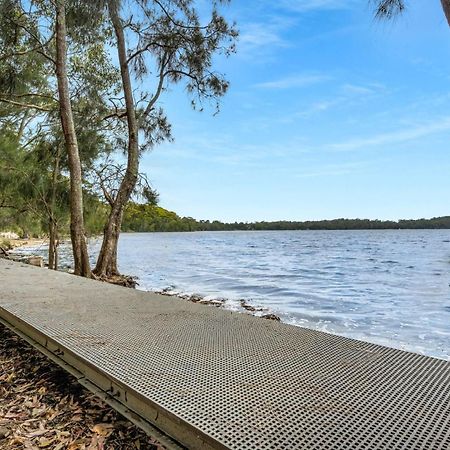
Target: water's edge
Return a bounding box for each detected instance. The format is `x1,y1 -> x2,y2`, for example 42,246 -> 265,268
11,230 -> 450,360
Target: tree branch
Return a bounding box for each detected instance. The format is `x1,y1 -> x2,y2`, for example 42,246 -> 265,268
150,0 -> 209,30
0,41 -> 46,62
93,167 -> 116,207
12,18 -> 56,64
143,52 -> 168,117
0,97 -> 53,112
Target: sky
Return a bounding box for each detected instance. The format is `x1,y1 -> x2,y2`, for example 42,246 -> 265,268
139,0 -> 450,222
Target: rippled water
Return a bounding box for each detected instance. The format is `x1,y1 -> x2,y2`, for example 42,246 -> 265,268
16,230 -> 450,359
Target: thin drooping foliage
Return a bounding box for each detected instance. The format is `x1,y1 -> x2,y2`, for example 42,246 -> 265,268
373,0 -> 405,19
373,0 -> 450,26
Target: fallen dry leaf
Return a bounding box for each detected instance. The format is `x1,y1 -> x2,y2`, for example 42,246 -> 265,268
92,423 -> 114,436
38,436 -> 55,448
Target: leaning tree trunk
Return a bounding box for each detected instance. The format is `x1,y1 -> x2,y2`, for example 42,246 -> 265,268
55,0 -> 91,277
94,0 -> 139,278
94,205 -> 125,276
442,0 -> 450,26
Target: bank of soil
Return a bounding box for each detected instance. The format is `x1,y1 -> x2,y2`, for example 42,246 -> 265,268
3,238 -> 47,251
0,323 -> 164,450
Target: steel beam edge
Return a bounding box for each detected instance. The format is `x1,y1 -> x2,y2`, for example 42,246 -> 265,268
0,313 -> 187,450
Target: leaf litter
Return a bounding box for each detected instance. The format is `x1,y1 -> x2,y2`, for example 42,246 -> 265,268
0,323 -> 165,450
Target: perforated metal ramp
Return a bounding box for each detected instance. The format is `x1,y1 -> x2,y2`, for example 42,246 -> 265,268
0,259 -> 449,449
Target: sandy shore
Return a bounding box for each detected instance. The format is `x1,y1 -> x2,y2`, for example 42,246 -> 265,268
8,238 -> 48,250
0,323 -> 164,450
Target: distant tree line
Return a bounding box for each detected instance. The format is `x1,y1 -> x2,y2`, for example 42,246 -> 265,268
4,200 -> 450,237
121,204 -> 450,232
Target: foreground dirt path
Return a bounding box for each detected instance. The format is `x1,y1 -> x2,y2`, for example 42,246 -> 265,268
0,324 -> 164,450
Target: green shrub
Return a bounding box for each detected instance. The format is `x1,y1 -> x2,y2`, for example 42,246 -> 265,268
0,238 -> 12,250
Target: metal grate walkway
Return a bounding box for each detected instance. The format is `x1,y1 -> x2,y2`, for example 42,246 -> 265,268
0,258 -> 449,449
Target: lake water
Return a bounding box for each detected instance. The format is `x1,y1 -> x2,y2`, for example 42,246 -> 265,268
16,230 -> 450,360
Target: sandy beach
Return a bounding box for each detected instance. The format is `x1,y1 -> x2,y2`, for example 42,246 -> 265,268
8,239 -> 48,250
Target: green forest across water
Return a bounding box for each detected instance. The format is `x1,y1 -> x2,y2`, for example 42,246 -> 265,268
122,205 -> 450,232
3,199 -> 450,237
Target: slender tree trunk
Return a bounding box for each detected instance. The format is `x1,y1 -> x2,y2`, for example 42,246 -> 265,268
17,111 -> 29,142
94,0 -> 139,277
55,0 -> 91,277
48,223 -> 54,269
48,220 -> 55,269
442,0 -> 450,27
95,206 -> 124,276
48,145 -> 61,271
55,235 -> 59,270
48,219 -> 58,270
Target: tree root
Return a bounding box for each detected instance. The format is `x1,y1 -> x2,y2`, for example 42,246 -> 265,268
92,273 -> 138,289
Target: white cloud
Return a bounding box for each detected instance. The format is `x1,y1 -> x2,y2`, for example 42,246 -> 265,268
329,117 -> 450,152
278,0 -> 356,12
341,84 -> 375,95
293,160 -> 370,178
154,133 -> 311,168
271,81 -> 384,122
340,83 -> 387,96
301,98 -> 342,114
254,74 -> 331,89
237,15 -> 298,57
239,23 -> 288,49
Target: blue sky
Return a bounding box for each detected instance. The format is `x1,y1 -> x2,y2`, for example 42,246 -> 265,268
139,0 -> 450,222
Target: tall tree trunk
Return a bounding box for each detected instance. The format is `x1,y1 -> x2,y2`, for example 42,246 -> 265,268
48,145 -> 61,271
48,219 -> 58,270
94,0 -> 139,278
442,0 -> 450,27
48,220 -> 55,269
55,0 -> 91,277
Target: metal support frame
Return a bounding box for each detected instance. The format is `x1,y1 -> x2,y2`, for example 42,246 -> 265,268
0,314 -> 185,450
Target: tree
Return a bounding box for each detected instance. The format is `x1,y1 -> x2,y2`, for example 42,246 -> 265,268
93,0 -> 238,278
0,0 -> 90,275
0,126 -> 71,269
55,0 -> 91,276
373,0 -> 450,26
22,137 -> 68,270
0,0 -> 118,275
0,10 -> 64,255
55,0 -> 118,276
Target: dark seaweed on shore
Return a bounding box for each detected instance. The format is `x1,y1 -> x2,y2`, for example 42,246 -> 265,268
0,324 -> 164,450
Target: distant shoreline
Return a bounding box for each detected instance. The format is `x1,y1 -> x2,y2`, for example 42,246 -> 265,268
171,217 -> 450,231
121,226 -> 450,233
121,204 -> 450,232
